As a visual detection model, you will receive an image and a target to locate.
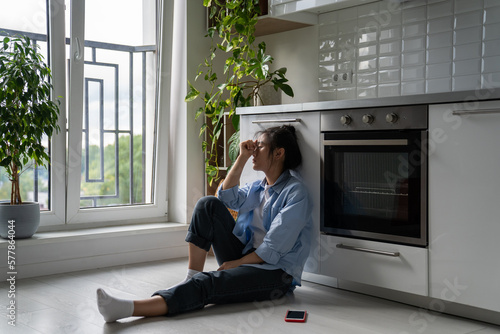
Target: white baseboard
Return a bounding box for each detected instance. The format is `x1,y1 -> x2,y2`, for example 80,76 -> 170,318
0,223 -> 189,280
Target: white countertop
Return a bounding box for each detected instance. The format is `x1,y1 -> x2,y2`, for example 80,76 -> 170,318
237,89 -> 500,115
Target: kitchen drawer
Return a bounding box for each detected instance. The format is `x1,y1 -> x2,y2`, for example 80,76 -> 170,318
320,235 -> 428,296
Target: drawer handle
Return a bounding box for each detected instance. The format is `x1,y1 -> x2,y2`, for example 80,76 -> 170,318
452,109 -> 500,116
336,244 -> 400,257
252,118 -> 301,124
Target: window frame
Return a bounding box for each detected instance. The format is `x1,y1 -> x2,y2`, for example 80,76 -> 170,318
37,0 -> 169,228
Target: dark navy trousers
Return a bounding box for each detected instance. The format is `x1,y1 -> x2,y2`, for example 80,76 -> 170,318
153,196 -> 293,316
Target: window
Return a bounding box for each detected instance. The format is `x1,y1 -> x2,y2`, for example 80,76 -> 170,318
0,0 -> 169,227
0,1 -> 50,210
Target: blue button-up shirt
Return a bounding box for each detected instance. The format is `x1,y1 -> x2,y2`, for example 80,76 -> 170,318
217,170 -> 313,286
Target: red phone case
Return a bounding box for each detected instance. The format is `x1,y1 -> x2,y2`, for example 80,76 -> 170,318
284,310 -> 307,323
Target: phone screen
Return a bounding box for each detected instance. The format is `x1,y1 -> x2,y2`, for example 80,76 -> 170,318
285,310 -> 307,322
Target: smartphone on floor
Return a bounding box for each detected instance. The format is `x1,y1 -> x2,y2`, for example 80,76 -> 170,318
284,310 -> 307,323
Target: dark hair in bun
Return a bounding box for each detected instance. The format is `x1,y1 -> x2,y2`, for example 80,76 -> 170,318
256,125 -> 302,170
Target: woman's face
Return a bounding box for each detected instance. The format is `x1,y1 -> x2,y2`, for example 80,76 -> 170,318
252,134 -> 272,172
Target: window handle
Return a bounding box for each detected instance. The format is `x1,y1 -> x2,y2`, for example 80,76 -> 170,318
74,37 -> 83,61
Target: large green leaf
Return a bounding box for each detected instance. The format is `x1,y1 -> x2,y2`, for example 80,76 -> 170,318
185,82 -> 200,102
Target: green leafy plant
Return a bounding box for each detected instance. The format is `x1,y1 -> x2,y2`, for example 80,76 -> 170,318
185,0 -> 294,186
0,35 -> 61,205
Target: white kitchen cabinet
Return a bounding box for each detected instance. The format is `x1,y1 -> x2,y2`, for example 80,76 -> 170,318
320,235 -> 429,295
270,0 -> 380,24
239,111 -> 321,274
429,101 -> 500,312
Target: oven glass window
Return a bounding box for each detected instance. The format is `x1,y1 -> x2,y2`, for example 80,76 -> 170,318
322,131 -> 426,246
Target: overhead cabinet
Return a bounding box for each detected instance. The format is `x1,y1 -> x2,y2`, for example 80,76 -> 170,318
270,0 -> 381,24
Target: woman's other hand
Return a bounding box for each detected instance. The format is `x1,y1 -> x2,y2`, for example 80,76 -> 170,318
217,259 -> 242,271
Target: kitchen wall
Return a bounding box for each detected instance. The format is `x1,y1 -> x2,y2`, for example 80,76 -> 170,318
318,0 -> 500,101
257,25 -> 319,104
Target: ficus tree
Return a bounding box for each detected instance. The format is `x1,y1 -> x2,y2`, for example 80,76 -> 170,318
0,35 -> 61,205
185,0 -> 294,186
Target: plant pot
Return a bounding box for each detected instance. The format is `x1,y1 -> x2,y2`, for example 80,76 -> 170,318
0,202 -> 41,239
253,85 -> 282,106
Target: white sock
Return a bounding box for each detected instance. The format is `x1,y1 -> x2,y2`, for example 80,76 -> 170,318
169,268 -> 200,289
96,288 -> 134,322
186,268 -> 200,281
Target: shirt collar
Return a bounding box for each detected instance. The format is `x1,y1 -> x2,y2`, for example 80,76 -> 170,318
258,170 -> 292,195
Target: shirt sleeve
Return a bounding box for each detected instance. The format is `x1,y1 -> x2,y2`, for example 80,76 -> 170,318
217,180 -> 260,212
255,183 -> 312,265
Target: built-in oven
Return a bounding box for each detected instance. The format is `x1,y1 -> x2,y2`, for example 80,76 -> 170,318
321,105 -> 428,247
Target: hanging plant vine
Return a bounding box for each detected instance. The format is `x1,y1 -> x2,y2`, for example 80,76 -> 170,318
185,0 -> 294,186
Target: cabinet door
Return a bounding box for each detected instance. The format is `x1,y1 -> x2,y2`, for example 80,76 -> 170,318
429,101 -> 500,312
240,112 -> 321,274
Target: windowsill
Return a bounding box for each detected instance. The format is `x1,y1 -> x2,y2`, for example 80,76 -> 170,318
0,222 -> 188,246
0,222 -> 190,280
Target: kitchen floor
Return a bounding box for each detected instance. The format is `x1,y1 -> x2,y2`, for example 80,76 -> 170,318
1,257 -> 499,334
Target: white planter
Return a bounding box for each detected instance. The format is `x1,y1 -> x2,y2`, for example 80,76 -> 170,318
253,85 -> 282,106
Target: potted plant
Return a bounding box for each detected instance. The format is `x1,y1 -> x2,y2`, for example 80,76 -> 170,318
0,35 -> 61,239
185,0 -> 294,187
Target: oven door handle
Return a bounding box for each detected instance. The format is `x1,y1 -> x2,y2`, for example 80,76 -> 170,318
323,139 -> 408,146
452,108 -> 500,116
336,243 -> 401,257
252,118 -> 301,124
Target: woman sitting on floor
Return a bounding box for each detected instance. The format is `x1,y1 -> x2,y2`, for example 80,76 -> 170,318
96,125 -> 313,322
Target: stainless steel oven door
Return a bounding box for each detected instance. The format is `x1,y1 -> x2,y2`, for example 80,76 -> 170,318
321,130 -> 427,247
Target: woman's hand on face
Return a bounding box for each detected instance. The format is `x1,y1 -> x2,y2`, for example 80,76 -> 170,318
239,139 -> 257,161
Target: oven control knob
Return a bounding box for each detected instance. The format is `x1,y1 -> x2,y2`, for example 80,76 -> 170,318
340,115 -> 352,125
386,113 -> 399,123
362,114 -> 374,124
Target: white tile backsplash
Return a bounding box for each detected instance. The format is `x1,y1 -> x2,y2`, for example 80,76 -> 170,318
379,69 -> 401,83
402,66 -> 426,81
454,0 -> 482,13
357,85 -> 378,99
453,59 -> 481,76
403,36 -> 426,52
403,5 -> 427,23
402,80 -> 426,95
482,56 -> 500,73
454,26 -> 482,45
427,31 -> 453,49
426,62 -> 452,78
483,39 -> 500,57
454,42 -> 481,60
403,21 -> 427,37
485,0 -> 500,8
427,47 -> 452,64
402,51 -> 426,66
379,55 -> 401,69
378,83 -> 401,97
318,0 -> 500,100
454,11 -> 483,29
380,26 -> 402,41
482,72 -> 500,89
453,74 -> 481,90
427,16 -> 453,34
426,77 -> 452,93
484,23 -> 500,41
380,41 -> 401,55
427,1 -> 453,19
